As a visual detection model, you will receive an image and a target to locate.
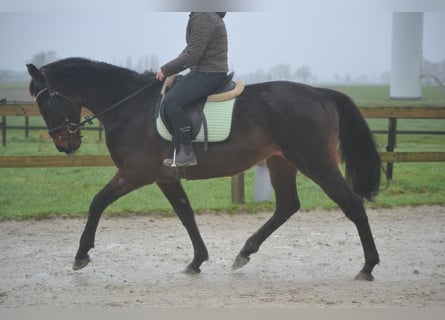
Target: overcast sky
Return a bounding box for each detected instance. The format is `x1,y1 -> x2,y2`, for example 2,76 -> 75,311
1,0 -> 444,82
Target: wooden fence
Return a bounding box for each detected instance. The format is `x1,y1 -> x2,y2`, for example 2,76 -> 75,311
0,103 -> 102,146
360,106 -> 445,179
1,103 -> 445,203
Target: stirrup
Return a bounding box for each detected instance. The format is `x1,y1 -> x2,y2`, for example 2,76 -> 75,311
163,158 -> 197,167
163,147 -> 197,167
163,147 -> 178,167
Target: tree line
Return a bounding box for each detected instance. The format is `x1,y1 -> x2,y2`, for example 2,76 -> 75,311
1,50 -> 444,85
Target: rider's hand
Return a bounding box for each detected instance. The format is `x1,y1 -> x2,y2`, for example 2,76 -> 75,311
156,70 -> 166,81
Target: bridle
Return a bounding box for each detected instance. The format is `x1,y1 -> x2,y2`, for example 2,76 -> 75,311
35,71 -> 160,140
35,86 -> 82,138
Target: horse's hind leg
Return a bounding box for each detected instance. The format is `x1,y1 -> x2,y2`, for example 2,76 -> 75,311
157,179 -> 208,274
233,155 -> 299,270
301,165 -> 380,281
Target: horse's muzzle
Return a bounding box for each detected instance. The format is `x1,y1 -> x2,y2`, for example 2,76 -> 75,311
53,134 -> 82,154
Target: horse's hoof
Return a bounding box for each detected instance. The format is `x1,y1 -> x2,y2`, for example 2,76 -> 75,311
183,264 -> 201,275
72,255 -> 90,270
353,271 -> 374,281
232,254 -> 250,270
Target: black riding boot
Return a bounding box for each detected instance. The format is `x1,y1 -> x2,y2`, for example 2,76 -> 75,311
163,126 -> 197,167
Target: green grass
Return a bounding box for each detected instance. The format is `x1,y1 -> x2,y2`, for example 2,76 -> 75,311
1,162 -> 444,219
331,85 -> 445,106
0,82 -> 28,89
0,85 -> 444,219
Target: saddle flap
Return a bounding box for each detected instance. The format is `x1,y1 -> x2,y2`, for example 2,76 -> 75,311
156,72 -> 244,145
159,97 -> 204,141
157,98 -> 236,143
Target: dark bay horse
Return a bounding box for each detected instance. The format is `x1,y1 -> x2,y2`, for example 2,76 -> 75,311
27,57 -> 381,281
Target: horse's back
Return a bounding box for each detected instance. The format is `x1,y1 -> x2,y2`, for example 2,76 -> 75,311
236,81 -> 340,133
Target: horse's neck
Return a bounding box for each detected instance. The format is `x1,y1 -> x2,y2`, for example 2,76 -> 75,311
86,83 -> 158,127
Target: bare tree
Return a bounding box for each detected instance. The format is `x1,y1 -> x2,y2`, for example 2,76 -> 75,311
125,55 -> 133,70
30,51 -> 58,67
150,54 -> 159,72
422,58 -> 445,83
380,71 -> 390,84
269,64 -> 292,80
295,66 -> 312,83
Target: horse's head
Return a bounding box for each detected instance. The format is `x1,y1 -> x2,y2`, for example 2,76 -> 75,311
27,63 -> 82,154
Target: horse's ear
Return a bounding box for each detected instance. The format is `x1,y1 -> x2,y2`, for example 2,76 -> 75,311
26,64 -> 44,83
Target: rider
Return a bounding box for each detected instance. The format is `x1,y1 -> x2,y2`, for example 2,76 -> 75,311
156,12 -> 229,167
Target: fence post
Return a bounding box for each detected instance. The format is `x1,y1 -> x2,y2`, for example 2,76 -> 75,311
25,116 -> 29,138
231,173 -> 245,204
98,123 -> 104,142
1,116 -> 6,147
386,117 -> 397,180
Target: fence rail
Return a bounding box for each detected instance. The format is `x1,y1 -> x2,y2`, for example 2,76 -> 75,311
359,106 -> 445,118
1,152 -> 445,169
0,103 -> 93,117
0,104 -> 99,145
359,105 -> 445,180
0,155 -> 113,168
1,104 -> 445,203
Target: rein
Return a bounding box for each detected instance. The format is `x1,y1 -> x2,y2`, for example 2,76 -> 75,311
78,80 -> 160,127
37,72 -> 160,136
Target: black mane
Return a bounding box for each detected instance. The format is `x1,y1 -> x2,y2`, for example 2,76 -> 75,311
41,57 -> 157,97
44,57 -> 156,79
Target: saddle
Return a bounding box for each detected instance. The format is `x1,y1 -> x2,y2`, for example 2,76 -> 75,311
155,72 -> 245,151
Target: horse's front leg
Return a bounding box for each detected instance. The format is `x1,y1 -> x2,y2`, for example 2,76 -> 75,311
73,170 -> 144,270
156,179 -> 208,274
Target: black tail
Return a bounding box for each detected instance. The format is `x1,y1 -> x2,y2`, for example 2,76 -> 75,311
321,89 -> 381,200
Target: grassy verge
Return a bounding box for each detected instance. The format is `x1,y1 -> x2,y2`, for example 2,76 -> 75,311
1,162 -> 444,219
0,85 -> 444,219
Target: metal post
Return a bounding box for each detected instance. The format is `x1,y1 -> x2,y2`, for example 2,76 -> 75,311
390,12 -> 424,99
254,164 -> 272,202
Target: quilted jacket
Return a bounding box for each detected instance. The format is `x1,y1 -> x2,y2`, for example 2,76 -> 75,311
161,12 -> 228,76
